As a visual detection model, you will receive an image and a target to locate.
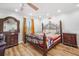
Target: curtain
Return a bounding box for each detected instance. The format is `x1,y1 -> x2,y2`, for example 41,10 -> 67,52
23,17 -> 27,34
38,16 -> 42,32
31,16 -> 35,34
23,16 -> 27,43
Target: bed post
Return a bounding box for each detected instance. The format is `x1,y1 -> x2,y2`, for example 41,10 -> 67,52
42,23 -> 43,32
60,20 -> 63,43
43,33 -> 47,56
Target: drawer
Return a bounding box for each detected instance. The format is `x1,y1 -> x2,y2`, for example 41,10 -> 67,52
5,33 -> 18,48
63,33 -> 77,48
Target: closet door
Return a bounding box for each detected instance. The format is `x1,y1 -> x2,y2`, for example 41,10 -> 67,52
0,19 -> 3,32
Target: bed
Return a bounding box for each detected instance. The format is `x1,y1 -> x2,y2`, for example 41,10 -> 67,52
25,20 -> 62,56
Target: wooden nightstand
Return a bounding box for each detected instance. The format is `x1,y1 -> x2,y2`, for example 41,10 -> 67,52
63,33 -> 77,48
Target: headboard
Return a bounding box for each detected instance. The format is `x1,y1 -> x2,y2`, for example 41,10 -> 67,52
42,21 -> 61,35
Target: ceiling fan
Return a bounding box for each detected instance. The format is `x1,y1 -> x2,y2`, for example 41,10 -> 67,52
20,3 -> 39,11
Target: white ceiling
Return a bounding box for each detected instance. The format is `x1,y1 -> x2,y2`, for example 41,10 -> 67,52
0,3 -> 79,16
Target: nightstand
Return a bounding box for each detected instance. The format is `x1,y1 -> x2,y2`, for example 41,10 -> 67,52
63,33 -> 77,48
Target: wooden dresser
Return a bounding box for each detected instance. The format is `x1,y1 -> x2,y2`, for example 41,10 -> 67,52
0,16 -> 20,48
5,32 -> 18,48
63,33 -> 77,48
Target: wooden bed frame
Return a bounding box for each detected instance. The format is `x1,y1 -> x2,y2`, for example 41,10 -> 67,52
25,20 -> 62,56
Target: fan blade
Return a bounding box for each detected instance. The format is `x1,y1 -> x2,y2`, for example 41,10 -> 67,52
27,3 -> 39,11
20,4 -> 24,11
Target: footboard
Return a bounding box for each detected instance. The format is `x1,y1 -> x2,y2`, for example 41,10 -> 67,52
25,34 -> 47,56
25,33 -> 61,56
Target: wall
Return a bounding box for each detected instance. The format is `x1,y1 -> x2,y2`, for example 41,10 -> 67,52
56,10 -> 79,46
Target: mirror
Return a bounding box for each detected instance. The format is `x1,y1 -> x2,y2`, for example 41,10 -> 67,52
3,17 -> 19,32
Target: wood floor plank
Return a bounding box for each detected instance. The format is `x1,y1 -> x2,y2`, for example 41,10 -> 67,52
12,46 -> 20,56
27,45 -> 42,56
57,44 -> 79,56
8,48 -> 14,56
48,48 -> 74,56
20,44 -> 33,56
5,43 -> 79,56
5,49 -> 9,56
15,45 -> 25,56
22,43 -> 35,56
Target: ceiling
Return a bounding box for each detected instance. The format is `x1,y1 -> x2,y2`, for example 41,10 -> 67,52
0,3 -> 79,16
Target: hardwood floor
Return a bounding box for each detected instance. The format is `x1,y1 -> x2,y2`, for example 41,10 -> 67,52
5,43 -> 79,56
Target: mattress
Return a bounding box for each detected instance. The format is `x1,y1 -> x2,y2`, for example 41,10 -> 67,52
46,34 -> 61,48
47,34 -> 61,41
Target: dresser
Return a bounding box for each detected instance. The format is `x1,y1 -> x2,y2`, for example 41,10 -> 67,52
5,32 -> 18,48
0,16 -> 20,48
63,33 -> 77,48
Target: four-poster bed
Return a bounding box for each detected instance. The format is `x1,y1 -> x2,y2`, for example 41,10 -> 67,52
25,19 -> 62,56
